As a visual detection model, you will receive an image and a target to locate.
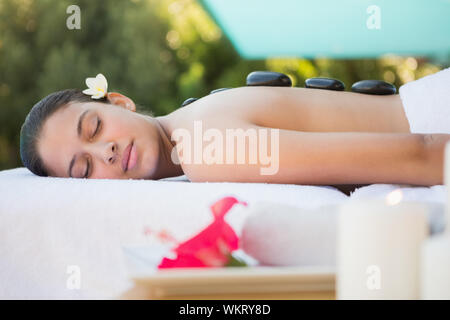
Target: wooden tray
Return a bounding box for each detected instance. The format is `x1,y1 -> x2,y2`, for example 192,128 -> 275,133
122,245 -> 335,299
131,266 -> 335,298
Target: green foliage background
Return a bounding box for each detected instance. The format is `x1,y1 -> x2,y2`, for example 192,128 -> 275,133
0,0 -> 445,170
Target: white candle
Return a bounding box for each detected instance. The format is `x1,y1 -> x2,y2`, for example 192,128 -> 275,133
445,141 -> 450,233
421,234 -> 450,299
420,142 -> 450,299
337,197 -> 428,299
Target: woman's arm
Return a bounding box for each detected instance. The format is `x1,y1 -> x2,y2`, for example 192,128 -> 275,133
422,133 -> 450,185
182,126 -> 446,186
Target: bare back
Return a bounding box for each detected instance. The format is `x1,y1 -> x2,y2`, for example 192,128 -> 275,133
164,86 -> 411,134
157,86 -> 431,192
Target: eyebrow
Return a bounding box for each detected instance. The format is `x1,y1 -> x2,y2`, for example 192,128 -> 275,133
68,109 -> 90,178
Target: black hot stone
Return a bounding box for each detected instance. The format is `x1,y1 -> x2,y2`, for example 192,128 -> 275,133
305,78 -> 345,91
246,71 -> 292,87
351,80 -> 396,95
180,97 -> 198,107
210,88 -> 231,94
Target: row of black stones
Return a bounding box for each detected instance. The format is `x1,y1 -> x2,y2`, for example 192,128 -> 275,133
181,71 -> 396,107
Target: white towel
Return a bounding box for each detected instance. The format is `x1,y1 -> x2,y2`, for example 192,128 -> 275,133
399,67 -> 450,134
0,171 -> 446,298
238,184 -> 446,268
0,167 -> 347,299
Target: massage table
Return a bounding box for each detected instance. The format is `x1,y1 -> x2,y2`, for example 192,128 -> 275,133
0,167 -> 446,299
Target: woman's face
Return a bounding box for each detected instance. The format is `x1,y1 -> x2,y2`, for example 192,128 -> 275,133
37,95 -> 161,180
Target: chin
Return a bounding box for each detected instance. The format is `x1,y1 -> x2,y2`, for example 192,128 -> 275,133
138,150 -> 160,180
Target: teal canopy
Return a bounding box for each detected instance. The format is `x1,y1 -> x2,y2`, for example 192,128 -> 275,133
199,0 -> 450,60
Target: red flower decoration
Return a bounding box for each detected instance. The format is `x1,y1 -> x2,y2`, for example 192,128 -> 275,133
158,196 -> 247,268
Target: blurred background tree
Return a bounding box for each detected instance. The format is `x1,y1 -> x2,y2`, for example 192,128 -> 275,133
0,0 -> 444,171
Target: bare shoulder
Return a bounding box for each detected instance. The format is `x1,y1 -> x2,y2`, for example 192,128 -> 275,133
177,86 -> 286,124
180,85 -> 339,131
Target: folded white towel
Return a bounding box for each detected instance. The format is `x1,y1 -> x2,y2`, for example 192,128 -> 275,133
399,67 -> 450,134
239,202 -> 338,267
238,184 -> 446,267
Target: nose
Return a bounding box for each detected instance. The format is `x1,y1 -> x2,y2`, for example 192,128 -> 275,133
82,141 -> 119,172
105,141 -> 118,164
89,141 -> 118,165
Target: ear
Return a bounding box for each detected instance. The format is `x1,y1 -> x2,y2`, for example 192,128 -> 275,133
106,92 -> 136,112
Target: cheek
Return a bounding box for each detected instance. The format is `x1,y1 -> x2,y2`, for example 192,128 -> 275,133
91,165 -> 121,179
107,113 -> 143,135
104,121 -> 129,135
136,130 -> 161,172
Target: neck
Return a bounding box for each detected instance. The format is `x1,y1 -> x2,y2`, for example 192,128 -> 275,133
150,115 -> 184,179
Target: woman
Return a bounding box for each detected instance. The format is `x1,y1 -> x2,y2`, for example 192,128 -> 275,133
19,72 -> 449,194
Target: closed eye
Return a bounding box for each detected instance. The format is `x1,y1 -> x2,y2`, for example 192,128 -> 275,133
85,118 -> 101,178
84,160 -> 90,179
92,118 -> 101,138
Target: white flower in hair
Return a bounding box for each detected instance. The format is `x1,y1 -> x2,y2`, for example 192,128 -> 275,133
82,73 -> 108,99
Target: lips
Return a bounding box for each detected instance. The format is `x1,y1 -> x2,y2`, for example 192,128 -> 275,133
122,142 -> 133,172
